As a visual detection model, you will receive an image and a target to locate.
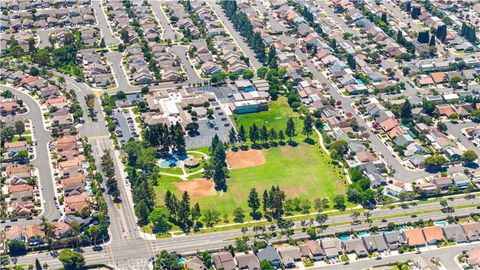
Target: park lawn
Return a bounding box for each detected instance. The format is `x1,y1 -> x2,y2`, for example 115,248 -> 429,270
154,175 -> 183,205
230,96 -> 307,142
154,143 -> 348,220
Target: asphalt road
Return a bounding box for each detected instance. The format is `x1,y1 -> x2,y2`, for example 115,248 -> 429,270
446,121 -> 480,156
149,0 -> 183,41
209,1 -> 263,70
92,0 -> 121,46
169,45 -> 205,85
2,86 -> 61,226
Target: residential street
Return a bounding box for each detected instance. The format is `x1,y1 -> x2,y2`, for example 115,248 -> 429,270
92,0 -> 121,46
210,1 -> 263,70
1,86 -> 61,226
149,0 -> 183,41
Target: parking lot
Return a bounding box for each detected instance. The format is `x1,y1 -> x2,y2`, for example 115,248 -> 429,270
185,101 -> 232,149
113,109 -> 139,144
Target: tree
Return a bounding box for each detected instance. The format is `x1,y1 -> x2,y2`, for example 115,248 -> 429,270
249,124 -> 259,145
363,211 -> 372,222
278,130 -> 285,142
15,121 -> 25,137
247,188 -> 261,219
350,211 -> 360,224
267,45 -> 277,68
153,250 -> 181,270
333,194 -> 346,210
141,86 -> 150,94
35,258 -> 43,270
381,12 -> 388,24
437,121 -> 447,132
120,28 -> 129,44
302,115 -> 313,138
238,125 -> 247,144
8,239 -> 26,256
59,249 -> 85,270
178,191 -> 192,232
149,207 -> 172,234
314,198 -> 329,212
429,35 -> 436,46
242,70 -> 254,79
285,117 -> 296,141
202,209 -> 221,227
233,207 -> 245,223
260,125 -> 268,143
436,24 -> 447,42
268,128 -> 277,143
417,31 -> 430,44
315,213 -> 328,227
228,128 -> 237,145
461,150 -> 478,163
260,260 -> 275,270
400,100 -> 412,119
424,155 -> 447,167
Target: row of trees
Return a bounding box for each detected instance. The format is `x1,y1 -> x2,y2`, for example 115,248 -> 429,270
124,141 -> 157,226
221,1 -> 274,65
160,191 -> 201,233
230,116 -> 315,148
144,123 -> 186,153
100,150 -> 120,202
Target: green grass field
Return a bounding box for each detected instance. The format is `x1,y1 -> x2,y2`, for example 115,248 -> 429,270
154,143 -> 347,219
230,97 -> 306,142
152,98 -> 347,224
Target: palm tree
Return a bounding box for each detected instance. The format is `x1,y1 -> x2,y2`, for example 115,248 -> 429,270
69,221 -> 81,248
363,211 -> 372,223
350,211 -> 360,224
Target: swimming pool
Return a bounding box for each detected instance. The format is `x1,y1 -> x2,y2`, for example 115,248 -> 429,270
433,221 -> 448,227
358,232 -> 370,238
82,162 -> 89,169
177,258 -> 187,265
244,86 -> 255,92
338,234 -> 352,241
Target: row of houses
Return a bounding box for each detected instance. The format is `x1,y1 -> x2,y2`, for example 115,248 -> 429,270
5,5 -> 95,32
2,221 -> 71,248
186,3 -> 249,76
2,69 -> 80,132
358,97 -> 466,168
164,2 -> 200,39
385,171 -> 478,197
110,0 -> 183,84
51,135 -> 93,216
79,49 -> 115,88
48,26 -> 98,48
0,32 -> 34,54
180,221 -> 480,270
417,69 -> 478,86
1,0 -> 91,10
2,155 -> 40,218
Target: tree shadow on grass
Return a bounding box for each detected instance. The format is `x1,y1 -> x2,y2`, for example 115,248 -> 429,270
304,138 -> 315,145
287,141 -> 298,147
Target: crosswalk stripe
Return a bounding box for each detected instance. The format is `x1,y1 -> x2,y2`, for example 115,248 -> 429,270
88,135 -> 110,140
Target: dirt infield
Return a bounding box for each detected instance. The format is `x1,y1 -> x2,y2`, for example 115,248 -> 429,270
175,179 -> 216,198
226,149 -> 265,169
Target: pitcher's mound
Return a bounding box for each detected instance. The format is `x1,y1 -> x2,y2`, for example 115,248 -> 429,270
175,179 -> 216,198
227,149 -> 265,169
